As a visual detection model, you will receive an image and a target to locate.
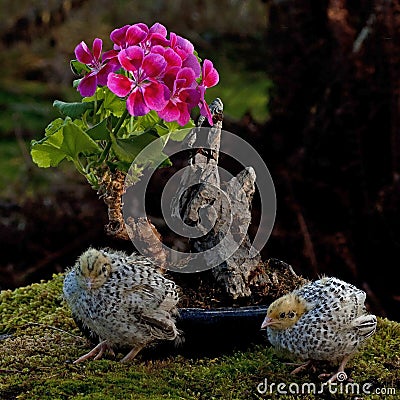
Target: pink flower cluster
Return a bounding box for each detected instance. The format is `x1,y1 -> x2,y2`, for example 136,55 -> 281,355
74,22 -> 219,126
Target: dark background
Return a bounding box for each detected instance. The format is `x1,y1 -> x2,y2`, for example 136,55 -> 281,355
0,0 -> 399,321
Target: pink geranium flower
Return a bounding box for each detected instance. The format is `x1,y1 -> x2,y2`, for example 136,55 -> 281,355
110,23 -> 148,51
107,46 -> 169,116
158,67 -> 201,126
198,59 -> 220,125
74,38 -> 120,97
169,32 -> 201,78
110,22 -> 169,53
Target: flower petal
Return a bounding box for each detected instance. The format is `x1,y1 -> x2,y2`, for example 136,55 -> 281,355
142,53 -> 166,78
102,49 -> 119,61
97,60 -> 120,86
110,25 -> 130,49
179,88 -> 201,109
177,102 -> 190,126
92,38 -> 102,61
164,48 -> 182,69
126,24 -> 148,46
127,89 -> 149,116
175,67 -> 195,89
176,34 -> 194,55
77,73 -> 98,97
107,73 -> 133,97
143,82 -> 169,111
75,41 -> 93,65
119,47 -> 144,72
202,59 -> 219,88
158,101 -> 180,122
198,85 -> 214,126
149,22 -> 167,37
182,53 -> 201,78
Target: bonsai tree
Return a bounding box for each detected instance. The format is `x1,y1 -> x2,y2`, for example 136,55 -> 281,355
31,21 -> 303,307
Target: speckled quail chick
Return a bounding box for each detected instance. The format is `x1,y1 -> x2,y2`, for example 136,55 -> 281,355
261,277 -> 377,382
63,248 -> 180,363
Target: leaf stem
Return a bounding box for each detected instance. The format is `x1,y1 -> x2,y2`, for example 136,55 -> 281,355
113,108 -> 129,136
97,108 -> 129,164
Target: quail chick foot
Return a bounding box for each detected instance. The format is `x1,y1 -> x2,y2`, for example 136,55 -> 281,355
318,355 -> 351,383
73,340 -> 115,363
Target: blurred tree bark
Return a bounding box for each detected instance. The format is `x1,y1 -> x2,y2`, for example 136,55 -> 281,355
264,0 -> 400,319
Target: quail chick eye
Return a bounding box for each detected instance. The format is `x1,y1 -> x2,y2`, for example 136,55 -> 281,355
279,312 -> 286,319
287,311 -> 296,319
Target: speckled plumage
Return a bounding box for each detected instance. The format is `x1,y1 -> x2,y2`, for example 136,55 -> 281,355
63,248 -> 180,363
261,277 -> 377,381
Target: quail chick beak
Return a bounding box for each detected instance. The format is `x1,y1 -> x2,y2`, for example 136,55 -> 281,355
261,316 -> 274,330
86,278 -> 94,290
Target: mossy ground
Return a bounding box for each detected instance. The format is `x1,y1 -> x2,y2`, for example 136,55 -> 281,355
0,275 -> 399,400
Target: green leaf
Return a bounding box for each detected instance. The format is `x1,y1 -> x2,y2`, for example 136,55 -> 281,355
70,60 -> 90,75
30,143 -> 66,168
72,79 -> 81,89
53,100 -> 98,119
61,119 -> 102,159
156,120 -> 194,142
169,127 -> 193,142
86,119 -> 111,141
30,118 -> 102,169
110,131 -> 168,168
45,118 -> 65,137
103,91 -> 126,116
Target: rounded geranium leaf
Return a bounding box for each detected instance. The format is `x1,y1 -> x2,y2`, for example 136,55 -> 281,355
107,73 -> 133,97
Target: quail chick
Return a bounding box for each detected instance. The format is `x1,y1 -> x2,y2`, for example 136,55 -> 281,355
63,248 -> 180,363
261,277 -> 377,382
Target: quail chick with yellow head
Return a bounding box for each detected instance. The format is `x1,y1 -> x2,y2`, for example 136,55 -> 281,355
63,248 -> 180,363
261,277 -> 377,382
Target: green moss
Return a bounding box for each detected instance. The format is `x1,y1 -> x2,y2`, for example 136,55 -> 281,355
0,275 -> 399,400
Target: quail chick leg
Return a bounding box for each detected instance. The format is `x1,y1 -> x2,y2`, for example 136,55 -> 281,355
318,354 -> 351,383
290,360 -> 313,375
120,343 -> 146,363
73,340 -> 114,363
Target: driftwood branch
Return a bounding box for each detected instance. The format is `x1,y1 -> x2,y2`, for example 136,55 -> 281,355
176,98 -> 272,299
98,168 -> 130,240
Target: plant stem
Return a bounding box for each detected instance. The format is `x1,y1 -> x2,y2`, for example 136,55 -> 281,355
113,109 -> 129,136
97,109 -> 129,164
